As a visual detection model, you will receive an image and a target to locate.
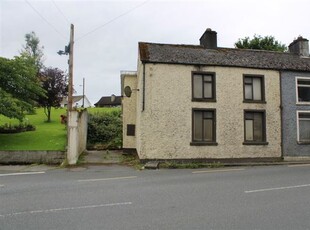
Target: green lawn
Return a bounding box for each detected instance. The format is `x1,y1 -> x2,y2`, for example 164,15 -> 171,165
0,107 -> 118,151
0,108 -> 67,150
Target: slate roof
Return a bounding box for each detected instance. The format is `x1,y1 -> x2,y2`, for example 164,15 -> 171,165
94,96 -> 121,107
139,42 -> 310,72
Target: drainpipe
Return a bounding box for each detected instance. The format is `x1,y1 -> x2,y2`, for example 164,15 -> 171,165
142,63 -> 146,111
279,71 -> 284,160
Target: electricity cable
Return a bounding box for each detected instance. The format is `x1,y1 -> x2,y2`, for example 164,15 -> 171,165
51,0 -> 71,25
25,0 -> 68,40
76,0 -> 150,42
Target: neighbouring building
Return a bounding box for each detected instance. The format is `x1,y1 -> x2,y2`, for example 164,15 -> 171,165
281,37 -> 310,158
121,71 -> 138,150
60,95 -> 92,108
94,96 -> 122,107
122,29 -> 310,161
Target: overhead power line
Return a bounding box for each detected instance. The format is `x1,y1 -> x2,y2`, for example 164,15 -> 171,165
76,0 -> 150,42
25,0 -> 68,40
51,0 -> 71,25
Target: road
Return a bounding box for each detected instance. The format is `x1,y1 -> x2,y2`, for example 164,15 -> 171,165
1,164 -> 310,230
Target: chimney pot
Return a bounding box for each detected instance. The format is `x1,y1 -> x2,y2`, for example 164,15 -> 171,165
289,36 -> 309,57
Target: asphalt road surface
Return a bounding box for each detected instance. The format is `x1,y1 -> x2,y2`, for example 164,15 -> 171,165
1,164 -> 310,230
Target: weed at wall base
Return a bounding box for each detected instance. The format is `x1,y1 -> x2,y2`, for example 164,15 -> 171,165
160,161 -> 224,169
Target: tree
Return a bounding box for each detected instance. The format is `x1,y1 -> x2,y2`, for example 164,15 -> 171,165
20,31 -> 44,72
235,35 -> 287,52
38,67 -> 68,122
0,56 -> 46,121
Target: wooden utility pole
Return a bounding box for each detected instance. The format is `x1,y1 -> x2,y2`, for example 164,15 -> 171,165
68,24 -> 74,111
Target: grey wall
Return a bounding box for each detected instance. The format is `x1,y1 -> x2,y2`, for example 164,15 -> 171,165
0,151 -> 65,164
281,71 -> 310,156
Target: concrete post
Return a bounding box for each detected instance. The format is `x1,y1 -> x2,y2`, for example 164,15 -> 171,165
67,110 -> 88,165
67,111 -> 79,164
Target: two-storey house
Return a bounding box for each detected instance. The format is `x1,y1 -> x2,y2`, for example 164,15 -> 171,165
122,29 -> 310,161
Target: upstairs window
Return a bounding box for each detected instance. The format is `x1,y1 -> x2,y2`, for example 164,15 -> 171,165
296,77 -> 310,103
243,75 -> 265,102
297,112 -> 310,143
192,72 -> 215,101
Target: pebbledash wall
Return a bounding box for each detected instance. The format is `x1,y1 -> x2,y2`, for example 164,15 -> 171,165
121,72 -> 137,150
134,62 -> 282,160
281,71 -> 310,157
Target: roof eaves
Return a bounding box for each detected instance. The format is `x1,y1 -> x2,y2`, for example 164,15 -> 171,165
139,60 -> 310,72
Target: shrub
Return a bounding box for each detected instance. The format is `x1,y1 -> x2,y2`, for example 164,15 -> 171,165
87,109 -> 122,149
0,123 -> 36,134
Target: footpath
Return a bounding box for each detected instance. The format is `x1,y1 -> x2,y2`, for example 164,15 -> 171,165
1,150 -> 310,172
0,150 -> 126,173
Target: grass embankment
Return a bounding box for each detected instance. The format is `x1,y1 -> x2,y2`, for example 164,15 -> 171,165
0,108 -> 67,150
0,107 -> 116,151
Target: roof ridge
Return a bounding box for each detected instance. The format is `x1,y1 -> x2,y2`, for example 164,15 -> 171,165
139,41 -> 202,49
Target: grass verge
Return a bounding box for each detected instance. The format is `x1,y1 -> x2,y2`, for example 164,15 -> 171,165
0,108 -> 67,150
0,107 -> 114,151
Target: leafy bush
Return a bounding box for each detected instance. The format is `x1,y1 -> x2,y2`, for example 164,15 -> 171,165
0,122 -> 36,134
87,109 -> 122,149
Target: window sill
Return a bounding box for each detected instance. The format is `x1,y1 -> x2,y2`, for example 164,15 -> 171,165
190,142 -> 218,146
297,141 -> 310,145
192,99 -> 217,103
243,141 -> 269,145
243,100 -> 266,104
296,102 -> 310,105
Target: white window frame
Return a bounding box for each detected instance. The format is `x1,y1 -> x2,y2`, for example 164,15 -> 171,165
296,77 -> 310,104
296,110 -> 310,143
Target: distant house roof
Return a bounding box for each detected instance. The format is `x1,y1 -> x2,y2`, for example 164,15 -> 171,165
94,96 -> 122,107
60,95 -> 92,107
139,42 -> 310,72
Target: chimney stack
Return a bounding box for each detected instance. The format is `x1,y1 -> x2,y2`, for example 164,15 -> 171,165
200,28 -> 217,49
289,36 -> 309,57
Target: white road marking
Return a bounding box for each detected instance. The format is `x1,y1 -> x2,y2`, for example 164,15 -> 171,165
0,171 -> 45,177
192,168 -> 245,174
77,176 -> 137,182
0,202 -> 132,218
288,164 -> 310,168
245,183 -> 310,193
0,184 -> 4,188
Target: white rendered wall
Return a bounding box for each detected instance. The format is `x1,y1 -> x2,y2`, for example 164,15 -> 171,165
135,63 -> 281,160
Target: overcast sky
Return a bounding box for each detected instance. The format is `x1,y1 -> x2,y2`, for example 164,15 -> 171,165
1,0 -> 309,104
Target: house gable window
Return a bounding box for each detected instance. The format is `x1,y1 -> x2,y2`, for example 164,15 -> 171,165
297,111 -> 310,144
296,77 -> 310,104
192,72 -> 216,101
243,75 -> 265,102
244,110 -> 268,145
191,109 -> 217,146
